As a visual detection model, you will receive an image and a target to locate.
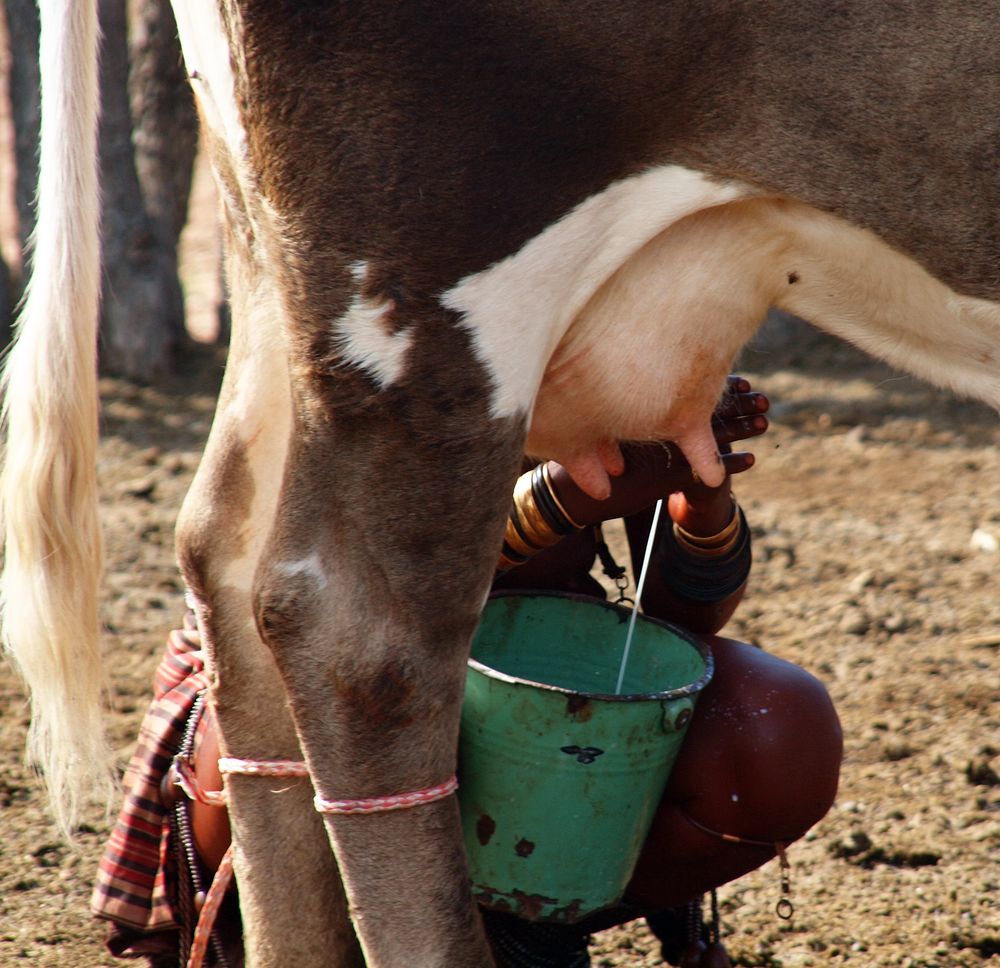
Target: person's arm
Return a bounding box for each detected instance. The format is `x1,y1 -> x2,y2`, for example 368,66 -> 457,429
492,525 -> 603,596
623,493 -> 749,634
627,377 -> 767,632
542,376 -> 769,631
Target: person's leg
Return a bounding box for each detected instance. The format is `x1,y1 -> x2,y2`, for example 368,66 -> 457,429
625,636 -> 843,909
188,702 -> 231,874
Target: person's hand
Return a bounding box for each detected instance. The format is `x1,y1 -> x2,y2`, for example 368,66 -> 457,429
668,375 -> 769,536
547,376 -> 769,529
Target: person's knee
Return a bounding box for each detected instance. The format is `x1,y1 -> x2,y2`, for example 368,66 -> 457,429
677,637 -> 843,840
749,665 -> 841,834
731,650 -> 841,837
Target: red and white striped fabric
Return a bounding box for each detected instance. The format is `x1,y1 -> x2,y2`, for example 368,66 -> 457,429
91,615 -> 209,959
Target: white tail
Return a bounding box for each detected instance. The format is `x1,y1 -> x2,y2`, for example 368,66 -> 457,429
0,0 -> 112,834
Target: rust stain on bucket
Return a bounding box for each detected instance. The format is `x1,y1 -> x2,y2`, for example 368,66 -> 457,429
514,838 -> 535,857
473,885 -> 584,923
476,814 -> 496,846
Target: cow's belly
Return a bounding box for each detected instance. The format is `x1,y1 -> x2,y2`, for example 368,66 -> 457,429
444,166 -> 1000,498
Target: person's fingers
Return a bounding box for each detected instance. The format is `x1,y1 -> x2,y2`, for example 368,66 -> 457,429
713,414 -> 769,446
714,390 -> 769,420
675,451 -> 753,507
722,450 -> 755,475
622,428 -> 758,503
685,450 -> 753,489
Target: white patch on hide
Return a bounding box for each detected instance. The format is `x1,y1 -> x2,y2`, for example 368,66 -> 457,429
334,292 -> 413,389
441,165 -> 753,420
275,553 -> 330,591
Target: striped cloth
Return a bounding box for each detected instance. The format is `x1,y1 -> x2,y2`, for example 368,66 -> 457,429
92,614 -> 210,959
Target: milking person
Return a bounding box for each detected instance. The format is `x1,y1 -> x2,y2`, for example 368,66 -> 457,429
93,375 -> 842,968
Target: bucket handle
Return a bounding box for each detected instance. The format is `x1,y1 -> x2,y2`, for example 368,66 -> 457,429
660,698 -> 695,734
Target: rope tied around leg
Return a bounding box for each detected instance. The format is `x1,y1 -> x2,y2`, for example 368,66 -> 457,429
314,775 -> 459,815
218,756 -> 311,780
216,756 -> 459,814
180,759 -> 458,968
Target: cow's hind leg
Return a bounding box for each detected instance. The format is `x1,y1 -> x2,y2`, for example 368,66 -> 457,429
253,306 -> 524,966
175,249 -> 361,967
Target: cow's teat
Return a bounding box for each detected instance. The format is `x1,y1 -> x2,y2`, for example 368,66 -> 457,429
559,441 -> 626,500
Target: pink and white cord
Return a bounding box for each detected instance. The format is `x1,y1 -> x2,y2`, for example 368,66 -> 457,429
218,756 -> 311,779
186,846 -> 234,968
172,757 -> 227,808
181,758 -> 457,968
217,756 -> 459,814
314,775 -> 459,815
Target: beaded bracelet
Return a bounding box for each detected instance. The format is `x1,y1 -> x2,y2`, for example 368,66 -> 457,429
658,504 -> 752,603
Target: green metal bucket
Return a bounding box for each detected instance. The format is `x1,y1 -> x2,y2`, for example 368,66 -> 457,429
458,591 -> 713,923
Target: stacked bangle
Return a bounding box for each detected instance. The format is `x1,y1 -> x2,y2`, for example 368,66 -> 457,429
672,496 -> 742,557
659,498 -> 752,603
497,463 -> 584,572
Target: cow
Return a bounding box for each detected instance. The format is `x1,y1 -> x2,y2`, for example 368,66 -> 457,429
2,2 -> 999,966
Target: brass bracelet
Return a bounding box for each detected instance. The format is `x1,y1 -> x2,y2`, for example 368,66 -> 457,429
503,513 -> 547,557
673,496 -> 740,548
512,472 -> 562,548
497,548 -> 524,572
539,462 -> 585,530
497,467 -> 576,572
672,498 -> 743,558
672,521 -> 743,558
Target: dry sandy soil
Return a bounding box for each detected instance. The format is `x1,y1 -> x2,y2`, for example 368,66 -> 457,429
0,28 -> 997,965
1,312 -> 997,968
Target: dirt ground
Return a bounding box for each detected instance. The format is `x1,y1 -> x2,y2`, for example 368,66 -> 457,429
0,29 -> 998,966
1,310 -> 998,968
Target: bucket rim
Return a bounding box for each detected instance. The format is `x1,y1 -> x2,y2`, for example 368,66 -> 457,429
469,590 -> 715,702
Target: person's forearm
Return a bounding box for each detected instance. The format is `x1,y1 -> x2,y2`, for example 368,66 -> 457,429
632,567 -> 747,634
623,502 -> 751,635
492,527 -> 600,594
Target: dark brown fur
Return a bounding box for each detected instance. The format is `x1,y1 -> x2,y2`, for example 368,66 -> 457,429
232,0 -> 1000,306
176,4 -> 1000,964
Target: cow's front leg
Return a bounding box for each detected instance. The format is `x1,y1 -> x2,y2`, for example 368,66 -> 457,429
254,374 -> 523,967
176,259 -> 363,967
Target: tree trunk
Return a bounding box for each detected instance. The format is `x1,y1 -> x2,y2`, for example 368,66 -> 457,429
4,0 -> 198,378
127,0 -> 198,250
2,0 -> 39,346
98,0 -> 198,378
5,0 -> 39,257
